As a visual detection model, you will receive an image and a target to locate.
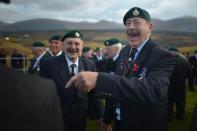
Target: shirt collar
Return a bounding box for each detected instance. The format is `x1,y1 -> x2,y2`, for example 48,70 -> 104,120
65,54 -> 79,68
136,38 -> 149,52
36,51 -> 46,61
50,50 -> 62,56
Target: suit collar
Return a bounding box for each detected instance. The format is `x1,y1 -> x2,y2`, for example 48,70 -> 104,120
134,39 -> 156,65
57,54 -> 85,80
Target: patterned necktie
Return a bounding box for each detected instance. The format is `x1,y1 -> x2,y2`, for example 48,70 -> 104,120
123,48 -> 137,77
129,48 -> 137,63
70,64 -> 76,76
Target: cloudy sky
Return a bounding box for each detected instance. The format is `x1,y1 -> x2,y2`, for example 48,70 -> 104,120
0,0 -> 196,23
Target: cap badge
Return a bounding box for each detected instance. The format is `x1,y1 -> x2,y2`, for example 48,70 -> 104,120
106,41 -> 109,45
75,32 -> 80,37
133,8 -> 139,16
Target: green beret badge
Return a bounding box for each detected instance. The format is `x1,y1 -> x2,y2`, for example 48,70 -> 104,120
133,8 -> 139,16
75,32 -> 80,38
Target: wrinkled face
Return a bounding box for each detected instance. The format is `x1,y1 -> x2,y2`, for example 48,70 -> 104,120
62,38 -> 83,62
31,47 -> 42,57
49,40 -> 62,55
125,17 -> 152,48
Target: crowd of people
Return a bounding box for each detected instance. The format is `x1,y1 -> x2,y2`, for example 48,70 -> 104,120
1,6 -> 197,131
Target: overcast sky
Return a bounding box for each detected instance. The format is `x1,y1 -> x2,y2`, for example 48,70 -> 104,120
0,0 -> 196,23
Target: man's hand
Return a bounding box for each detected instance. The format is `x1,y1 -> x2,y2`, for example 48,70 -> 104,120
65,71 -> 98,92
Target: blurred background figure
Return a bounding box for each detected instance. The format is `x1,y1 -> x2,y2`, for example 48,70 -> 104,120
27,41 -> 50,75
98,38 -> 122,73
168,47 -> 193,121
188,50 -> 197,87
93,47 -> 103,62
10,48 -> 24,71
0,48 -> 6,65
48,34 -> 63,56
0,64 -> 64,131
82,46 -> 93,59
100,38 -> 122,131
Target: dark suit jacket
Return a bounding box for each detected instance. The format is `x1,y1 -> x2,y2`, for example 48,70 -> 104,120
95,39 -> 175,131
39,54 -> 101,131
27,52 -> 51,74
0,64 -> 63,131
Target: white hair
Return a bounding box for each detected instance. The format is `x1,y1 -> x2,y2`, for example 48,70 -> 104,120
111,43 -> 122,50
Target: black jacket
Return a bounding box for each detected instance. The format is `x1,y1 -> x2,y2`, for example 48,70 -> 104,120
95,39 -> 175,131
39,54 -> 102,131
0,64 -> 63,131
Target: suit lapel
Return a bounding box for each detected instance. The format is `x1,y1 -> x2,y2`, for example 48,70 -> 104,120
135,39 -> 156,66
57,54 -> 71,82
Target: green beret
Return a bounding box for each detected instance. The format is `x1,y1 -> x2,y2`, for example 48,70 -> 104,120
62,30 -> 83,41
104,38 -> 121,46
95,47 -> 102,52
49,34 -> 62,41
123,7 -> 151,25
82,46 -> 91,52
33,41 -> 45,47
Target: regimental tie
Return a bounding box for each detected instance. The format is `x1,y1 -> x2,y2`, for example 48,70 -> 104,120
70,63 -> 83,97
70,64 -> 77,77
122,48 -> 137,77
128,48 -> 137,64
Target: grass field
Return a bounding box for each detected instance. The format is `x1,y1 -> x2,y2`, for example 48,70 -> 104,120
86,86 -> 197,131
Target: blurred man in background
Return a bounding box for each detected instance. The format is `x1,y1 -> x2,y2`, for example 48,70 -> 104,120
0,64 -> 64,131
82,46 -> 93,59
168,48 -> 193,121
27,41 -> 50,75
48,34 -> 63,56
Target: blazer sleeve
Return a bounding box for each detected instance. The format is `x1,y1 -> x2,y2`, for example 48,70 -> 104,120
95,48 -> 175,105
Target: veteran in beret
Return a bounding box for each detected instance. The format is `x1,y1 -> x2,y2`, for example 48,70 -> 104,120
94,47 -> 103,61
39,30 -> 102,131
95,38 -> 122,73
48,34 -> 63,56
82,46 -> 93,58
27,41 -> 51,75
66,7 -> 175,131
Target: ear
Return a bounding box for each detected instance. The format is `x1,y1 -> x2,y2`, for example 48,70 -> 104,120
148,22 -> 153,31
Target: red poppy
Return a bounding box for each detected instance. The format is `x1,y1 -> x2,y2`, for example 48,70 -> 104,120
133,63 -> 139,72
